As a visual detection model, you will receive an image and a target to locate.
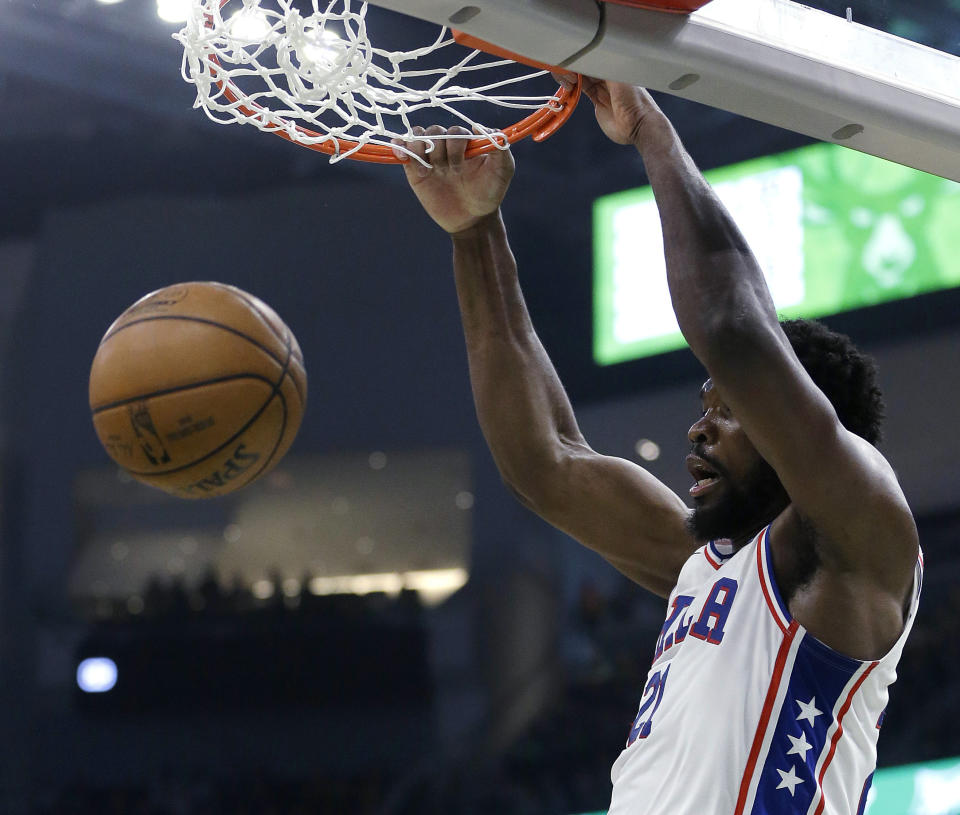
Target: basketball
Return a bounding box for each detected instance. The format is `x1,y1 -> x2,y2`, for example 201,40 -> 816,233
88,281 -> 307,499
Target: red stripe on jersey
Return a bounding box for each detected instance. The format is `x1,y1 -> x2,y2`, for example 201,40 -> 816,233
704,546 -> 721,569
811,661 -> 880,815
734,620 -> 800,815
755,532 -> 788,634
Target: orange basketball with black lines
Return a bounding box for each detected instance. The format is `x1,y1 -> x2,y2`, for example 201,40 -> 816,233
89,281 -> 307,499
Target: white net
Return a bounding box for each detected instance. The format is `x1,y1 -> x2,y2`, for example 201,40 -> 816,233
175,0 -> 572,163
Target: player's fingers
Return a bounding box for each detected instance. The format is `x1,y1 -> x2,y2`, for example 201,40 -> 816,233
494,141 -> 516,177
423,125 -> 449,169
391,136 -> 412,166
551,70 -> 578,91
580,75 -> 607,105
392,138 -> 423,181
398,126 -> 433,177
470,126 -> 515,177
445,126 -> 472,173
394,127 -> 430,161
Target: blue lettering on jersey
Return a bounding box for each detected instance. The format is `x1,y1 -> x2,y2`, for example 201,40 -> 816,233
653,595 -> 695,661
627,577 -> 741,747
690,577 -> 739,644
653,577 -> 741,661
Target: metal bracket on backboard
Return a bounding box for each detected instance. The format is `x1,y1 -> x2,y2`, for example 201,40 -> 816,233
371,0 -> 960,182
570,0 -> 960,181
368,0 -> 602,68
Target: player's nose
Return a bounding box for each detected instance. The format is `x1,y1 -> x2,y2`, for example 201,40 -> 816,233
687,415 -> 716,445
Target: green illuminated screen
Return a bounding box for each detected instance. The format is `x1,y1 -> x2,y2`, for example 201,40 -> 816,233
593,143 -> 960,365
574,753 -> 960,814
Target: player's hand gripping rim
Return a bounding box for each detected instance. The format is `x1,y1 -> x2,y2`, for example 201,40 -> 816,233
393,125 -> 516,236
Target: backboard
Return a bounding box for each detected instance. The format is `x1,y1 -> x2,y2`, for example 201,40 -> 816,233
369,0 -> 960,182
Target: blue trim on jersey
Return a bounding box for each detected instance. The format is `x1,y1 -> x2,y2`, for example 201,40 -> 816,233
761,525 -> 792,623
709,540 -> 734,564
762,525 -> 867,672
856,771 -> 875,815
749,632 -> 863,814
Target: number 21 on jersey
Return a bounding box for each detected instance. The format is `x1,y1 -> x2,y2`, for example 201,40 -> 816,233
626,577 -> 739,746
627,665 -> 670,745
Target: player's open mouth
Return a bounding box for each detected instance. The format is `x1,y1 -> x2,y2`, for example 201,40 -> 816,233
686,455 -> 721,497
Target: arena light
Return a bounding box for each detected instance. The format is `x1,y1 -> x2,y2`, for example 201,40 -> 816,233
157,0 -> 190,24
308,567 -> 468,606
300,30 -> 347,67
635,439 -> 661,462
308,572 -> 405,597
228,7 -> 272,42
76,657 -> 118,693
251,579 -> 275,599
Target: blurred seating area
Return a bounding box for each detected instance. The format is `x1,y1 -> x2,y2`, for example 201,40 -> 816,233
74,570 -> 424,627
74,579 -> 430,716
30,769 -> 389,815
24,513 -> 960,814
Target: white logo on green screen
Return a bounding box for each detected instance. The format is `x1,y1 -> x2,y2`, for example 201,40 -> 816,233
907,764 -> 960,814
594,144 -> 960,366
573,756 -> 960,815
862,757 -> 960,815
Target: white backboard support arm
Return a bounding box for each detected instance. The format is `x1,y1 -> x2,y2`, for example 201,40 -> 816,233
371,0 -> 960,182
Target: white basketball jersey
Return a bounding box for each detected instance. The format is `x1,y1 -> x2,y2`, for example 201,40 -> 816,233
608,525 -> 923,815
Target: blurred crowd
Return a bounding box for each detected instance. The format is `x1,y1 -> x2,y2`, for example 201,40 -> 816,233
24,518 -> 960,814
75,569 -> 424,629
30,770 -> 388,815
17,580 -> 960,815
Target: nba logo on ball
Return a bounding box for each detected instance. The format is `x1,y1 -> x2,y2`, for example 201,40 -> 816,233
88,281 -> 307,499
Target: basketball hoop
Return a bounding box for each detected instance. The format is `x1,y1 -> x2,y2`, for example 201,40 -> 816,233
175,0 -> 582,164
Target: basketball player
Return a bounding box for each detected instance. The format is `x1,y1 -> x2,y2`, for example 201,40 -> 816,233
395,78 -> 921,813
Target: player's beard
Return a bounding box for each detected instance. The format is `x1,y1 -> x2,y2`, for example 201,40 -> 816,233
687,456 -> 789,544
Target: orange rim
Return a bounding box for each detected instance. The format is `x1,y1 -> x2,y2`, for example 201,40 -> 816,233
206,2 -> 582,164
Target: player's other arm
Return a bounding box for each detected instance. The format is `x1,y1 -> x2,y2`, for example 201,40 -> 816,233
452,214 -> 694,596
396,127 -> 696,598
568,80 -> 918,652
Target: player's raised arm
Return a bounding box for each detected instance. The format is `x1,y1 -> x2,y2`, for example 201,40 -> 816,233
567,76 -> 918,657
395,127 -> 695,598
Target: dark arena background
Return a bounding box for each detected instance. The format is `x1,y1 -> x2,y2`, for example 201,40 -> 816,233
1,1 -> 959,813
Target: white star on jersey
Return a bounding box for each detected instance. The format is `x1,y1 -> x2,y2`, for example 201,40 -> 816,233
776,765 -> 804,796
786,731 -> 813,760
796,696 -> 823,726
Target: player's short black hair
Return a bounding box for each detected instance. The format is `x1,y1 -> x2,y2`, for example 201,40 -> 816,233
780,318 -> 884,446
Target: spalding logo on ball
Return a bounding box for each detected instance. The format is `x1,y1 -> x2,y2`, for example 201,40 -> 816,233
89,281 -> 307,499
